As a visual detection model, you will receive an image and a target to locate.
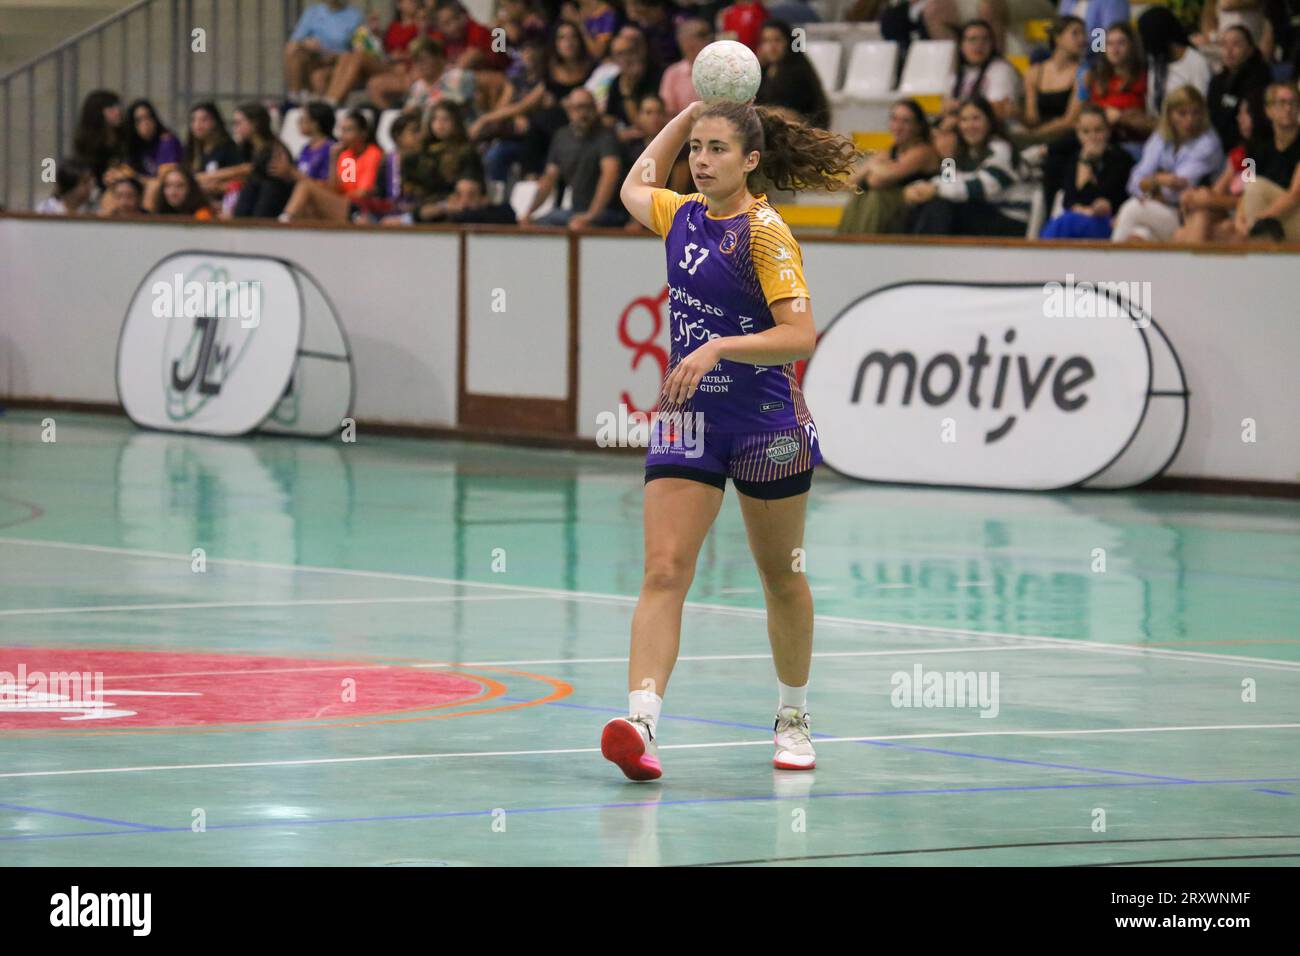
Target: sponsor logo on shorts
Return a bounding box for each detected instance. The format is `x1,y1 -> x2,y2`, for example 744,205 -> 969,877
766,434 -> 800,464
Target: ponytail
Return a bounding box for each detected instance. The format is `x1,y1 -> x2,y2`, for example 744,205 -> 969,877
696,101 -> 860,194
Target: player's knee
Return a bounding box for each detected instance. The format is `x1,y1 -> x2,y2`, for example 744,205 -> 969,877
758,567 -> 808,601
642,555 -> 694,595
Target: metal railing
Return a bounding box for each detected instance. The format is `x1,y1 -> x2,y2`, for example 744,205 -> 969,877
0,0 -> 398,211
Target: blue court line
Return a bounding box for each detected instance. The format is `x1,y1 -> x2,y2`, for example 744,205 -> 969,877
3,776 -> 1299,844
514,698 -> 1197,782
1251,788 -> 1295,796
0,800 -> 164,830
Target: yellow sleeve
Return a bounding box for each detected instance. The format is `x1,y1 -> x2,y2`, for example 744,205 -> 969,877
750,212 -> 810,307
648,188 -> 690,238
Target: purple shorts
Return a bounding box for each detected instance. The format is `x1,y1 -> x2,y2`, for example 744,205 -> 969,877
644,420 -> 822,496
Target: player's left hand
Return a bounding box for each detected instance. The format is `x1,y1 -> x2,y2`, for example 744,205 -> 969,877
663,339 -> 722,405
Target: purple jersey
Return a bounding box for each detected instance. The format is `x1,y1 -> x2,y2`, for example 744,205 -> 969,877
297,139 -> 334,181
649,189 -> 816,438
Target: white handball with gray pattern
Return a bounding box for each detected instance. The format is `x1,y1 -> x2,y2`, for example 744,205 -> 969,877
691,40 -> 762,103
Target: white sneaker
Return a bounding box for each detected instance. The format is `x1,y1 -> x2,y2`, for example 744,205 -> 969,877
601,715 -> 662,781
774,707 -> 816,770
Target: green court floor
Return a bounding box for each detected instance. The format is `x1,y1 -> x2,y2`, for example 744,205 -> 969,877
1,410 -> 1297,866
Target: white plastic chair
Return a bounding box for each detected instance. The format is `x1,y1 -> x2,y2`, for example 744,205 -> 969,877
375,109 -> 400,154
805,40 -> 844,96
510,180 -> 557,220
278,107 -> 309,161
897,40 -> 956,95
834,40 -> 899,101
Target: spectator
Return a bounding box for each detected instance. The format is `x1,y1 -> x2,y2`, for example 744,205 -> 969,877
442,175 -> 520,222
755,19 -> 831,128
1039,104 -> 1136,237
279,109 -> 384,221
125,100 -> 183,180
522,88 -> 625,227
945,20 -> 1023,123
398,37 -> 483,116
1199,0 -> 1273,62
837,99 -> 941,234
1081,21 -> 1149,146
284,0 -> 364,102
1231,81 -> 1300,240
626,0 -> 681,68
1058,0 -> 1130,59
325,0 -> 427,106
719,0 -> 769,50
1139,7 -> 1212,122
296,102 -> 338,181
660,16 -> 714,115
406,101 -> 486,219
767,0 -> 821,26
979,0 -> 1055,56
431,0 -> 510,69
1021,16 -> 1086,143
560,0 -> 623,62
100,174 -> 145,217
621,92 -> 693,195
1206,25 -> 1272,151
363,112 -> 427,221
1112,85 -> 1223,241
904,95 -> 1033,236
184,103 -> 243,200
34,160 -> 94,215
231,102 -> 296,219
1173,93 -> 1268,242
72,89 -> 127,187
496,0 -> 549,50
151,166 -> 216,219
604,28 -> 664,136
474,37 -> 558,184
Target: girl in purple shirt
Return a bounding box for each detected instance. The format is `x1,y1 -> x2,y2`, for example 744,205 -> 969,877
126,99 -> 183,178
296,102 -> 337,181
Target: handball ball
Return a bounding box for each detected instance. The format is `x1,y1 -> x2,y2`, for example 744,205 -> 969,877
691,40 -> 762,103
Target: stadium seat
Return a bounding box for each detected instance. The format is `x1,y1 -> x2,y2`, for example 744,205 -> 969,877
805,40 -> 843,95
833,40 -> 899,102
509,180 -> 564,220
1024,19 -> 1053,44
897,40 -> 955,95
279,107 -> 309,160
1008,54 -> 1030,76
376,109 -> 400,154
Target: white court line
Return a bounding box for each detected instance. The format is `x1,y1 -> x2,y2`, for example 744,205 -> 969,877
0,594 -> 547,617
1,722 -> 1295,780
419,645 -> 1076,668
3,536 -> 1299,672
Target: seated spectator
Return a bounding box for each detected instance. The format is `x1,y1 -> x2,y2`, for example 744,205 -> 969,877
406,102 -> 486,220
279,109 -> 384,221
1112,85 -> 1223,241
626,0 -> 680,68
521,88 -> 625,228
719,0 -> 769,51
125,100 -> 183,179
1138,7 -> 1212,134
440,175 -> 520,223
1058,0 -> 1130,59
100,173 -> 145,217
495,0 -> 548,51
838,98 -> 941,234
756,19 -> 831,129
432,0 -> 511,69
621,93 -> 693,199
231,102 -> 297,219
35,160 -> 94,215
1080,22 -> 1149,146
944,20 -> 1023,123
151,166 -> 215,219
296,102 -> 339,181
604,27 -> 663,137
1198,0 -> 1274,62
660,17 -> 714,116
72,89 -> 127,188
473,37 -> 556,184
1206,25 -> 1272,151
560,0 -> 623,62
184,103 -> 243,199
1021,16 -> 1085,144
877,0 -> 960,86
904,95 -> 1033,236
1040,104 -> 1136,238
361,113 -> 427,221
1231,81 -> 1300,240
324,0 -> 426,106
1173,94 -> 1267,242
284,1 -> 364,102
399,37 -> 484,116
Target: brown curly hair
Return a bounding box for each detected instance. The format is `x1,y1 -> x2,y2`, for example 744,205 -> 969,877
694,101 -> 860,194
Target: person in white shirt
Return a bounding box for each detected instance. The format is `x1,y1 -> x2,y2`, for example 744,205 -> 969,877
1139,7 -> 1212,120
944,19 -> 1024,123
35,160 -> 94,214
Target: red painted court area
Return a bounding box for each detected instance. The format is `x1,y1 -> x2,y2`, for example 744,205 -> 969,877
0,648 -> 487,729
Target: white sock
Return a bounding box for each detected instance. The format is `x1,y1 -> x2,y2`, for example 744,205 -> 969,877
778,680 -> 807,713
629,689 -> 662,732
